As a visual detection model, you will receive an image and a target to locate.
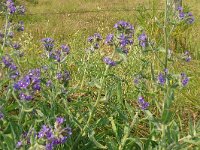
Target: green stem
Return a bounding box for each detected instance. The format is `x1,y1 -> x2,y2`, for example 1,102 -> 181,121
161,1 -> 169,149
80,52 -> 91,89
164,0 -> 168,70
2,14 -> 9,51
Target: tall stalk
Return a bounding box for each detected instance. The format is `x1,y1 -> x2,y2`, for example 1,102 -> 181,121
161,0 -> 169,148
1,13 -> 9,55
80,52 -> 91,89
164,0 -> 168,70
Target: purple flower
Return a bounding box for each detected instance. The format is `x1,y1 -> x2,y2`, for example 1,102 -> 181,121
94,33 -> 102,41
138,33 -> 148,48
17,21 -> 24,32
57,71 -> 70,82
87,33 -> 102,50
88,36 -> 94,43
133,77 -> 139,85
158,73 -> 165,85
177,6 -> 183,12
103,57 -> 116,67
105,34 -> 114,45
2,55 -> 12,67
56,117 -> 65,125
185,56 -> 191,62
0,112 -> 4,120
16,141 -> 22,148
46,143 -> 53,150
61,44 -> 70,54
119,34 -> 133,47
12,43 -> 21,50
183,50 -> 191,62
17,76 -> 31,89
8,31 -> 14,38
2,55 -> 19,79
179,12 -> 185,19
57,73 -> 62,80
38,125 -> 53,140
138,97 -> 149,110
46,80 -> 52,87
19,93 -> 33,101
63,71 -> 70,81
42,38 -> 54,51
114,21 -> 134,34
6,0 -> 16,14
93,43 -> 99,49
186,12 -> 195,24
10,71 -> 20,79
33,83 -> 41,91
181,73 -> 189,86
9,64 -> 17,70
164,68 -> 168,73
13,69 -> 41,100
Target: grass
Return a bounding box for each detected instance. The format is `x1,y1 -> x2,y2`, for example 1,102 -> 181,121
17,0 -> 200,109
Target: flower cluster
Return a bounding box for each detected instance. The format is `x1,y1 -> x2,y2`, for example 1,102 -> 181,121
138,33 -> 148,48
157,73 -> 166,85
2,55 -> 19,79
177,6 -> 195,24
39,117 -> 72,150
56,70 -> 71,82
42,38 -> 54,52
181,73 -> 189,86
42,38 -> 70,62
4,0 -> 26,15
110,21 -> 134,54
105,34 -> 114,46
16,117 -> 72,150
6,0 -> 16,14
103,21 -> 134,66
49,45 -> 70,62
114,21 -> 134,34
138,96 -> 149,110
87,33 -> 102,52
103,57 -> 116,67
14,69 -> 41,101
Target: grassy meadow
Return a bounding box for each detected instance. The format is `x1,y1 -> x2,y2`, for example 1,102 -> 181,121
21,0 -> 200,111
0,0 -> 200,149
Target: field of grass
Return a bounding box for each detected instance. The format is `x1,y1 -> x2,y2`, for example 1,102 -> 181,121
22,0 -> 200,109
0,0 -> 200,149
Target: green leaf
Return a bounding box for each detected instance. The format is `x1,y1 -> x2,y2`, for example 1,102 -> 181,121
117,80 -> 123,106
161,109 -> 172,124
35,109 -> 44,117
88,131 -> 107,149
109,117 -> 119,140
